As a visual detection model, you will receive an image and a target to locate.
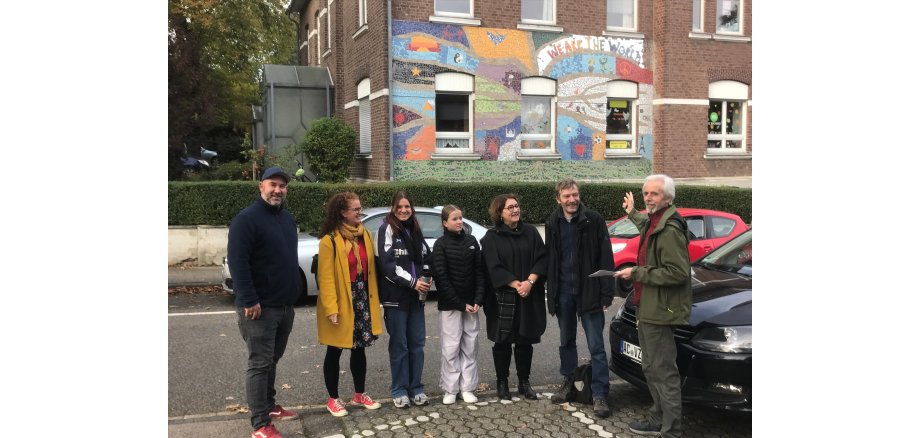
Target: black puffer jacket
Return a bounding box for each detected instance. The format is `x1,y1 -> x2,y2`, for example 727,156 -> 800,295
432,229 -> 485,311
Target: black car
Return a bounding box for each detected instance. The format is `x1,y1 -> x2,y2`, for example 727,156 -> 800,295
608,228 -> 752,411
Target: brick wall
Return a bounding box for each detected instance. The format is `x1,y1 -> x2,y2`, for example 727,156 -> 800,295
650,0 -> 752,177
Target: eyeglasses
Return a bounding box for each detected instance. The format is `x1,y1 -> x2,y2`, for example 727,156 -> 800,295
504,204 -> 521,211
345,207 -> 363,213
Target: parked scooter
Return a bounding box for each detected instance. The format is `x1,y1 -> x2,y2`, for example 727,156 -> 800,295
181,143 -> 212,171
200,146 -> 218,166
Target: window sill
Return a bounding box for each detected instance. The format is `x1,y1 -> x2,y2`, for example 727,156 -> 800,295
604,153 -> 643,159
430,152 -> 481,161
428,15 -> 481,26
517,152 -> 562,160
603,29 -> 645,39
352,24 -> 368,40
516,22 -> 563,33
712,34 -> 751,43
703,153 -> 752,160
323,49 -> 332,58
356,153 -> 372,159
688,32 -> 712,40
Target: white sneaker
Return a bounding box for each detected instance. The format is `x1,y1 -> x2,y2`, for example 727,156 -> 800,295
393,395 -> 410,408
461,391 -> 478,403
442,393 -> 457,405
412,393 -> 430,406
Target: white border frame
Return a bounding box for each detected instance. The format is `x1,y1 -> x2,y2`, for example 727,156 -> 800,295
606,0 -> 638,32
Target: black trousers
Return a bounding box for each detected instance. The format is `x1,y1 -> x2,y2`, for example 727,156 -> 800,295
492,342 -> 533,381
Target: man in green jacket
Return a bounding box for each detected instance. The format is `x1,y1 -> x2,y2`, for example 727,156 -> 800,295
614,174 -> 691,438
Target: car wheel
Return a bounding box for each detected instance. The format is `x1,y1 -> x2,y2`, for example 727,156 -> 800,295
615,263 -> 635,297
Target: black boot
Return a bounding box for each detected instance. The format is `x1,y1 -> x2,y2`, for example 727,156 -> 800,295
550,376 -> 576,403
518,379 -> 537,400
497,379 -> 512,400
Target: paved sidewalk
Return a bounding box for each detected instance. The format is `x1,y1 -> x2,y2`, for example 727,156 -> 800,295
168,381 -> 750,438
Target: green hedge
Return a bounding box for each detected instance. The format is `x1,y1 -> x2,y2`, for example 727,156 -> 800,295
168,181 -> 752,231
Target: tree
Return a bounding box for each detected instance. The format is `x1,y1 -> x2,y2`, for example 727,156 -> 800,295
168,0 -> 297,179
299,118 -> 357,183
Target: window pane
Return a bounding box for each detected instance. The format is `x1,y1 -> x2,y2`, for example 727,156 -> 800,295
521,139 -> 551,150
708,101 -> 723,134
717,0 -> 740,33
606,99 -> 631,134
711,216 -> 737,238
436,94 -> 469,132
522,0 -> 552,21
607,0 -> 634,28
359,98 -> 371,153
724,140 -> 741,149
521,96 -> 551,135
726,101 -> 742,134
692,0 -> 702,31
417,213 -> 444,239
686,217 -> 705,240
707,140 -> 721,149
436,0 -> 471,14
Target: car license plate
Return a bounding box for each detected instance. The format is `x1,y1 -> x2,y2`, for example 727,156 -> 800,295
621,340 -> 642,364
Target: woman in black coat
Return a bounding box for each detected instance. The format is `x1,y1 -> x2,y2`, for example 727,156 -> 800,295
480,193 -> 547,400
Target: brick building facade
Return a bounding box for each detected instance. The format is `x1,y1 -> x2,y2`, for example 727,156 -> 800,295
287,0 -> 751,182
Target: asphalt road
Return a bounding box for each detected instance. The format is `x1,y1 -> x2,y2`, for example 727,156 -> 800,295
168,290 -> 602,418
168,290 -> 751,437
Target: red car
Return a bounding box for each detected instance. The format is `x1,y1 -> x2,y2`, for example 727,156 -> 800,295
607,208 -> 749,295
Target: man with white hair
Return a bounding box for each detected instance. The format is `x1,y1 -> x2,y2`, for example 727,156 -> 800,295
614,175 -> 691,438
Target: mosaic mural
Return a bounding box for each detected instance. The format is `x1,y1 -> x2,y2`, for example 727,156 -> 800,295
390,20 -> 654,180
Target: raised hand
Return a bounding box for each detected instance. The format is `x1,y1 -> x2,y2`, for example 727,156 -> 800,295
622,191 -> 635,214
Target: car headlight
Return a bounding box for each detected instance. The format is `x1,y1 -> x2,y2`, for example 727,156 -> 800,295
611,243 -> 626,254
690,326 -> 751,353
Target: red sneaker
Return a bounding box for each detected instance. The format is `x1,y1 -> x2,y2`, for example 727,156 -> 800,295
268,404 -> 298,421
326,397 -> 348,417
350,392 -> 382,410
251,424 -> 282,438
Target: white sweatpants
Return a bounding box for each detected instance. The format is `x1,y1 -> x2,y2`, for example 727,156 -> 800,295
439,310 -> 480,394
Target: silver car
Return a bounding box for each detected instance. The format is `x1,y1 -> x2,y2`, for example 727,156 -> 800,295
222,206 -> 489,302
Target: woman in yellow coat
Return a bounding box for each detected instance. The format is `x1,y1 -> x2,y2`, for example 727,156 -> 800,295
316,191 -> 384,417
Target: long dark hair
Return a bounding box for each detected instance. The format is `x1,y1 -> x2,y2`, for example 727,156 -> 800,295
320,191 -> 359,236
384,191 -> 424,262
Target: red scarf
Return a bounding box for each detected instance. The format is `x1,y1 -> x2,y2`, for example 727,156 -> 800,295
633,207 -> 668,305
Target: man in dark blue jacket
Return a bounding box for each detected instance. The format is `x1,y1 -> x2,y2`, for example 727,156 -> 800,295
227,167 -> 300,438
544,178 -> 616,418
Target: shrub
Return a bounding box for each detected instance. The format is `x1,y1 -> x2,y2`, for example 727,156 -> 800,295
169,181 -> 752,231
299,117 -> 356,183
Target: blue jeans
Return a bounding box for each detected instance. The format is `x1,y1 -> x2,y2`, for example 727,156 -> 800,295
557,293 -> 609,398
237,305 -> 295,429
384,302 -> 426,398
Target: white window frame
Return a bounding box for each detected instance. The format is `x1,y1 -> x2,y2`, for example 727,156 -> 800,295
358,78 -> 371,154
692,0 -> 704,32
521,0 -> 555,26
324,7 -> 331,52
605,80 -> 638,156
606,0 -> 637,32
434,0 -> 473,18
434,72 -> 474,155
315,12 -> 323,63
519,77 -> 557,156
358,0 -> 367,28
715,0 -> 742,35
707,80 -> 748,154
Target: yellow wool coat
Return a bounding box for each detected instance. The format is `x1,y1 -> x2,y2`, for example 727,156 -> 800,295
316,229 -> 384,348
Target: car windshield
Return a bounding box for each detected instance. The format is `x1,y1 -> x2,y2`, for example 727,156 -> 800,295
696,229 -> 752,276
608,218 -> 639,238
